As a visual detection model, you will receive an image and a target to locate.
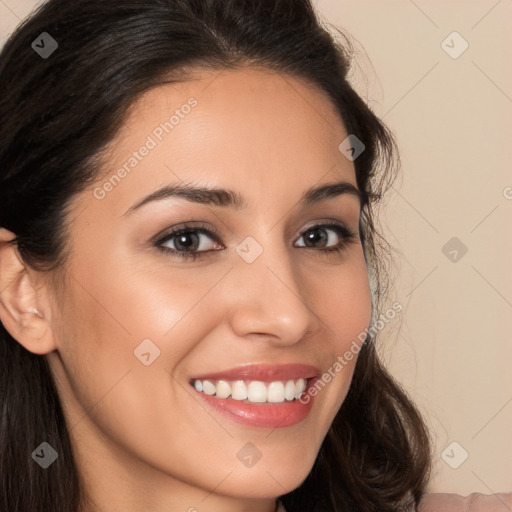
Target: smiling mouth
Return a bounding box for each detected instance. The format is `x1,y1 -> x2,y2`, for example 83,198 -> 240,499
189,377 -> 309,404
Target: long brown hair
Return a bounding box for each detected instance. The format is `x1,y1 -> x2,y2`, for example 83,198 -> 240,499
0,1 -> 431,510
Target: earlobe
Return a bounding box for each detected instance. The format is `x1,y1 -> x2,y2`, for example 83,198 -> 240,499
0,227 -> 57,355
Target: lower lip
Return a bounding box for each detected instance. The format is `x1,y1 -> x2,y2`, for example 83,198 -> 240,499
191,378 -> 318,428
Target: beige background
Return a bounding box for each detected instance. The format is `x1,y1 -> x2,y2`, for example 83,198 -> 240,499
1,0 -> 511,496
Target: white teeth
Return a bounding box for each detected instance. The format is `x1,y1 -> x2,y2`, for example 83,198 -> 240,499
295,378 -> 306,399
284,380 -> 296,401
267,381 -> 285,403
192,377 -> 308,403
202,380 -> 216,395
215,380 -> 231,399
247,381 -> 267,402
231,380 -> 248,400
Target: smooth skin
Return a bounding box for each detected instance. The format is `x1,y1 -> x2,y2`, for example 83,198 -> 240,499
0,66 -> 372,512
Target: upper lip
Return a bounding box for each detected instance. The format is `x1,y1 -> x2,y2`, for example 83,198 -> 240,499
190,363 -> 321,383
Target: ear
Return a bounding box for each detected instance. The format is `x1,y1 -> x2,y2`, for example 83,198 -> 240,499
0,227 -> 57,355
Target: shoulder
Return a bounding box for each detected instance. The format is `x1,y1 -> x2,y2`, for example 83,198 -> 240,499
418,492 -> 512,512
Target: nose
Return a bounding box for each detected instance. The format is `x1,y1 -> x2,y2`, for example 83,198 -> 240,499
225,243 -> 321,347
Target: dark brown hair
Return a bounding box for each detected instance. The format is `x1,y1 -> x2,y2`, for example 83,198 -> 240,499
0,1 -> 432,510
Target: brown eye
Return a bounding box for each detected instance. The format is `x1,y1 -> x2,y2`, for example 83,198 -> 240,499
155,225 -> 223,260
295,223 -> 358,253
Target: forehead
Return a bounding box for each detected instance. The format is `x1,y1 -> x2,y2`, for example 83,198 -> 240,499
89,66 -> 357,216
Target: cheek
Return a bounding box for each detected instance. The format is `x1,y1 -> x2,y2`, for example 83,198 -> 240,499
60,250 -> 226,355
307,249 -> 372,350
51,259 -> 238,482
300,248 -> 372,415
53,251 -> 233,429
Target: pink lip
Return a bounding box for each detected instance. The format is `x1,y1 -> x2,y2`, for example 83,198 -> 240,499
191,376 -> 320,428
189,363 -> 321,383
188,364 -> 321,429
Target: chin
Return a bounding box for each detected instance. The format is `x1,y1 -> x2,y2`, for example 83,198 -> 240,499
222,459 -> 315,499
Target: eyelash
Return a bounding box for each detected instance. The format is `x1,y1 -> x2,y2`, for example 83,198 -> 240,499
154,221 -> 359,261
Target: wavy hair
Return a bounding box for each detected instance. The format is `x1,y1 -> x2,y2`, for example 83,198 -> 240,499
0,1 -> 432,510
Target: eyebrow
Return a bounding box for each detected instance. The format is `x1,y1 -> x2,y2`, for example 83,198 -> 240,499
123,179 -> 361,217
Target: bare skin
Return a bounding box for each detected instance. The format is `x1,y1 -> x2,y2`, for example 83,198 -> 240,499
0,66 -> 371,512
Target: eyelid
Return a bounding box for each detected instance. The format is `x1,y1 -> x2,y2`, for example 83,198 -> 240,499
152,222 -> 223,247
297,219 -> 358,240
153,219 -> 359,259
153,219 -> 357,245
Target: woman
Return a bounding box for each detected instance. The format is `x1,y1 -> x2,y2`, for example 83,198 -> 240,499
0,0 -> 431,511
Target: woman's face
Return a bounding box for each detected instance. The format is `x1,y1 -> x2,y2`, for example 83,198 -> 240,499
45,67 -> 372,511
